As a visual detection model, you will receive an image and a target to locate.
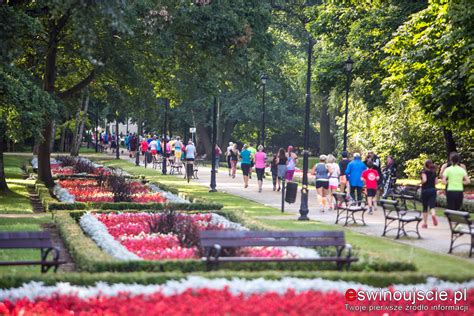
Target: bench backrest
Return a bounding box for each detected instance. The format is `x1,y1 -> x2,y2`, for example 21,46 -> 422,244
379,199 -> 401,214
333,192 -> 347,206
444,210 -> 472,226
200,230 -> 346,248
0,232 -> 53,249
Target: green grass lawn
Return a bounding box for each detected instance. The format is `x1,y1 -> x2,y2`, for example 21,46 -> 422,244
100,157 -> 474,279
1,155 -> 33,214
0,215 -> 52,274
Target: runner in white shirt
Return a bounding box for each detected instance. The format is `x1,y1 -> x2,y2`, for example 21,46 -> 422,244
226,142 -> 233,176
149,136 -> 159,159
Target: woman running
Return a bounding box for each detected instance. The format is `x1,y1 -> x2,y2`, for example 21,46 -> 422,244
442,153 -> 470,210
240,144 -> 252,188
276,148 -> 287,191
271,153 -> 278,191
230,143 -> 239,179
312,155 -> 329,212
326,154 -> 340,211
254,145 -> 267,193
420,160 -> 438,228
285,145 -> 298,181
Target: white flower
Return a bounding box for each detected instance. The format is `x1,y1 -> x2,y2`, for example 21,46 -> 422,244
79,213 -> 142,261
1,276 -> 473,302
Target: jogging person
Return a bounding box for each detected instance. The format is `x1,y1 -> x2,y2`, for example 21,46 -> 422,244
254,145 -> 266,193
326,154 -> 340,211
345,153 -> 367,205
285,145 -> 298,181
442,153 -> 470,210
420,160 -> 438,228
339,151 -> 351,195
276,148 -> 287,191
230,143 -> 239,179
361,161 -> 379,214
174,136 -> 183,163
312,155 -> 330,212
226,142 -> 234,176
240,144 -> 252,189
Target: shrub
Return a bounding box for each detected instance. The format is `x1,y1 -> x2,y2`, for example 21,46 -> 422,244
148,207 -> 201,249
106,172 -> 132,202
56,156 -> 77,167
74,159 -> 96,174
403,153 -> 429,178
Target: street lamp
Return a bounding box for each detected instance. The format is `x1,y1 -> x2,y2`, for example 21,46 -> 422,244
209,96 -> 218,192
343,56 -> 354,152
298,37 -> 315,221
162,99 -> 169,175
260,74 -> 268,147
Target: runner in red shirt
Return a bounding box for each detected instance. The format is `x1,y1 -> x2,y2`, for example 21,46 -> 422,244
361,161 -> 380,214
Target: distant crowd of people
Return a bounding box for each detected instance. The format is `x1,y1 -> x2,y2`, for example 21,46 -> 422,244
223,142 -> 470,229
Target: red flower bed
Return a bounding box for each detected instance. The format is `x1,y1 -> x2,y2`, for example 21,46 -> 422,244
95,212 -> 294,260
58,179 -> 166,203
1,288 -> 472,315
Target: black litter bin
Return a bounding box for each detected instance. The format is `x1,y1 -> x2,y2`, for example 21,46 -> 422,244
285,181 -> 298,204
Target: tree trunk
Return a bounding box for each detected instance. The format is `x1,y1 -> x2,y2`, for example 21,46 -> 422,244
443,127 -> 457,159
38,18 -> 59,187
197,123 -> 212,158
38,120 -> 55,187
221,120 -> 236,150
71,91 -> 89,156
59,125 -> 66,152
0,137 -> 8,192
319,92 -> 334,154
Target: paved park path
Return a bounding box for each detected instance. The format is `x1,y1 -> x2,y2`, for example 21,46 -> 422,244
134,158 -> 474,261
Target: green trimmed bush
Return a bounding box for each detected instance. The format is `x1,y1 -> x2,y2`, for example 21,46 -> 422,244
56,211 -> 417,274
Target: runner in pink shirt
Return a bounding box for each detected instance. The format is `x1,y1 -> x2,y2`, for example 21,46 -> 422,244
254,145 -> 267,193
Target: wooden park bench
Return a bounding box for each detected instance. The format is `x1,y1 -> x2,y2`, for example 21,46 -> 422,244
379,199 -> 422,239
0,232 -> 65,273
445,210 -> 473,257
333,192 -> 367,226
200,230 -> 357,271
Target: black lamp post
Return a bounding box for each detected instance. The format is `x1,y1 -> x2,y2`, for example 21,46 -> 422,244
162,99 -> 169,175
298,37 -> 315,221
343,56 -> 354,152
260,74 -> 268,147
95,108 -> 99,153
210,96 -> 218,192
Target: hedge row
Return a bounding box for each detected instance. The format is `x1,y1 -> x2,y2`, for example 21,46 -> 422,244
35,181 -> 223,212
55,211 -> 417,273
3,270 -> 468,289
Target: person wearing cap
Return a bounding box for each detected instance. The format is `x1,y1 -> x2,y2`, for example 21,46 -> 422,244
339,151 -> 351,194
285,145 -> 298,181
345,153 -> 367,205
312,155 -> 330,211
174,136 -> 183,163
226,142 -> 234,176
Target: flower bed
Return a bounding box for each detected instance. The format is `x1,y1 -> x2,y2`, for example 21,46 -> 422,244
80,212 -> 319,261
1,276 -> 473,315
58,179 -> 167,203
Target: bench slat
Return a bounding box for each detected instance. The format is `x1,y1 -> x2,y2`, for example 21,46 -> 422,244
0,239 -> 53,249
0,232 -> 51,239
201,238 -> 346,248
0,261 -> 66,266
200,231 -> 344,239
202,257 -> 358,263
